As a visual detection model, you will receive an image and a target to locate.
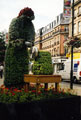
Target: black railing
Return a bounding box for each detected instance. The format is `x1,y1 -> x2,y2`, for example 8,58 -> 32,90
41,35 -> 52,41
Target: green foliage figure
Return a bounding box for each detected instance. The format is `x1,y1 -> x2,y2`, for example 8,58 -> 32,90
4,7 -> 35,87
32,51 -> 53,75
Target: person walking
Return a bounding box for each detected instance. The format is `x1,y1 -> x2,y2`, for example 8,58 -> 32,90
0,64 -> 3,79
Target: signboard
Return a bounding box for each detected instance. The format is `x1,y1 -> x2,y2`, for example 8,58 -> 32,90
64,0 -> 71,17
69,53 -> 81,59
74,63 -> 78,72
52,58 -> 61,63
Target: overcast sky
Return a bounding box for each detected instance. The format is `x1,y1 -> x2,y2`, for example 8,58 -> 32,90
0,0 -> 64,32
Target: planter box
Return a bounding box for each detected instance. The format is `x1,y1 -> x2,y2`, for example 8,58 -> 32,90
0,96 -> 80,120
24,75 -> 61,92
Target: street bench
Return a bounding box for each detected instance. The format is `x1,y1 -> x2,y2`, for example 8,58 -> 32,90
24,74 -> 61,93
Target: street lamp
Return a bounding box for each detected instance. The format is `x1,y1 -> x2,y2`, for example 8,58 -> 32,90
70,0 -> 74,89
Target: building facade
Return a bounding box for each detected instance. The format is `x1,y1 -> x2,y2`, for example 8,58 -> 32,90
35,13 -> 69,57
34,28 -> 42,50
68,0 -> 81,53
34,13 -> 69,74
69,0 -> 81,38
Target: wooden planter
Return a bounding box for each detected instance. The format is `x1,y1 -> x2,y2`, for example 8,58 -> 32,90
24,75 -> 61,93
0,96 -> 80,120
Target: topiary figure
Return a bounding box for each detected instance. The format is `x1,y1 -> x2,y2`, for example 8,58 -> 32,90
32,51 -> 53,75
4,7 -> 35,87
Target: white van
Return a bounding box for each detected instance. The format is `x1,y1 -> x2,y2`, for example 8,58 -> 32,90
57,53 -> 81,82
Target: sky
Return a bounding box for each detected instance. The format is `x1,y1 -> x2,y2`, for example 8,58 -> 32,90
0,0 -> 64,32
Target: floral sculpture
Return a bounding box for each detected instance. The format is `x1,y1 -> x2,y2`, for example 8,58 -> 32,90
4,7 -> 35,87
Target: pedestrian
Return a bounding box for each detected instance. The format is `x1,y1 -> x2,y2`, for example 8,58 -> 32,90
0,64 -> 3,79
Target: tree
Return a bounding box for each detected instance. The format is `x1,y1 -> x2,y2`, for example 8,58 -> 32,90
0,32 -> 6,64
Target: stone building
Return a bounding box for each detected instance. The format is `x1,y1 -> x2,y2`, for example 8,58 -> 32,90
35,13 -> 69,56
69,0 -> 81,38
34,13 -> 69,73
68,0 -> 81,52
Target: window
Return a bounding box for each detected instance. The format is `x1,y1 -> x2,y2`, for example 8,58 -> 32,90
42,27 -> 46,33
64,26 -> 68,31
57,36 -> 60,45
78,21 -> 81,33
57,16 -> 59,23
74,24 -> 77,34
57,63 -> 64,71
54,38 -> 56,45
78,6 -> 81,15
74,9 -> 77,18
50,41 -> 51,47
54,48 -> 56,56
52,22 -> 53,28
64,35 -> 68,40
47,25 -> 50,30
57,41 -> 59,45
64,48 -> 68,55
52,49 -> 53,56
54,20 -> 56,26
57,47 -> 59,55
74,0 -> 78,3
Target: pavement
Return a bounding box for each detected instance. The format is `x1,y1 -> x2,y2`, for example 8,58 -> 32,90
0,77 -> 4,86
48,82 -> 81,96
60,82 -> 81,96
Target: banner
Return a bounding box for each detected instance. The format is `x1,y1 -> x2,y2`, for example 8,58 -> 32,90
64,0 -> 71,17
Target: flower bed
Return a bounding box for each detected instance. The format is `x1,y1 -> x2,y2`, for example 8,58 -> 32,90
0,85 -> 80,120
0,86 -> 73,103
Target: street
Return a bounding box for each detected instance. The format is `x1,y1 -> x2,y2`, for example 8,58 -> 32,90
60,81 -> 81,96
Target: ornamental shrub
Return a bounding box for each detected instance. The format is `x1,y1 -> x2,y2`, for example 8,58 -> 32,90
32,51 -> 53,75
4,7 -> 35,87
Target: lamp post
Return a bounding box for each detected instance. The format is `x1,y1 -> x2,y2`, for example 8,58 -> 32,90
70,0 -> 74,89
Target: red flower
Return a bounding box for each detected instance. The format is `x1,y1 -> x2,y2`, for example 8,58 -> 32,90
62,89 -> 64,92
18,7 -> 34,20
38,91 -> 41,95
2,87 -> 6,90
12,92 -> 15,96
44,89 -> 48,92
52,88 -> 55,91
5,88 -> 9,90
40,84 -> 43,88
5,91 -> 8,95
13,88 -> 18,92
10,87 -> 13,90
1,91 -> 3,94
32,90 -> 36,93
58,91 -> 61,94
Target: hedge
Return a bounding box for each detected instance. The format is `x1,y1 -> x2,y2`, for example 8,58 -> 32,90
32,51 -> 53,75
